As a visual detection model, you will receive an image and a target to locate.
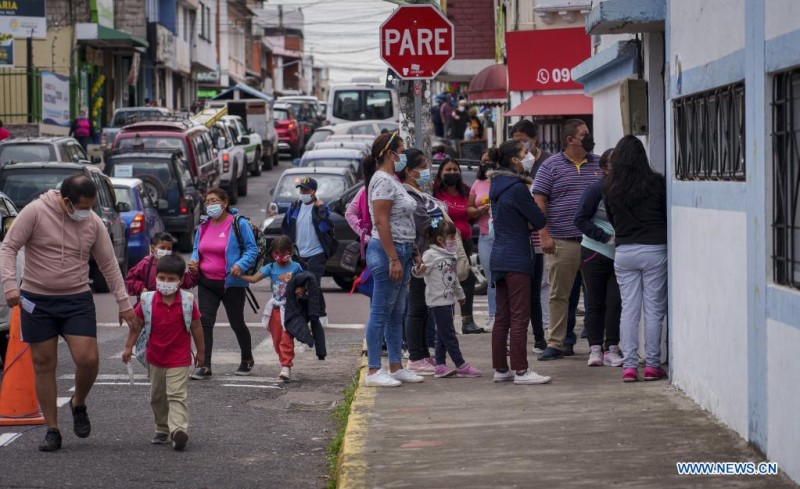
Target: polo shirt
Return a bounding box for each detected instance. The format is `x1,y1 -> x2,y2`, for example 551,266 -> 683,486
532,152 -> 602,239
134,292 -> 201,369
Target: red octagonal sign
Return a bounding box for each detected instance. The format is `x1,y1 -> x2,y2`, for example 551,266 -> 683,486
380,5 -> 455,80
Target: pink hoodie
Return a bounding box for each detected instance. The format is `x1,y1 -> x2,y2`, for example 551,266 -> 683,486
0,190 -> 131,312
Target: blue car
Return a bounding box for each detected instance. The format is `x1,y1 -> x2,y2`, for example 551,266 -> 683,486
112,177 -> 166,266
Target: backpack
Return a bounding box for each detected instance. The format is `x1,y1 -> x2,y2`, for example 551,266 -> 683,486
349,266 -> 373,298
134,290 -> 194,367
232,214 -> 269,275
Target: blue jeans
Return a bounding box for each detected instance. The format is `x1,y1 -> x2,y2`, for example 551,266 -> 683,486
478,233 -> 496,317
365,240 -> 413,370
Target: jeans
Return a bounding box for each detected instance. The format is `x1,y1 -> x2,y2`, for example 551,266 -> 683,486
365,240 -> 413,370
580,247 -> 621,349
530,253 -> 545,342
492,272 -> 531,372
197,277 -> 252,367
614,244 -> 668,369
429,305 -> 465,367
301,252 -> 327,317
478,233 -> 496,317
459,239 -> 476,319
405,276 -> 431,361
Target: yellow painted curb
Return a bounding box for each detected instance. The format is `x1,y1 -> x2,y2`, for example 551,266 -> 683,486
335,343 -> 375,489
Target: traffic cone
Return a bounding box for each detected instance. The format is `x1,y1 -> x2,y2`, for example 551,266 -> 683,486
0,306 -> 45,426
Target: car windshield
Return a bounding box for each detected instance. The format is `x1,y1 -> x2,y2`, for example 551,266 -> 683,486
0,169 -> 78,208
274,174 -> 348,203
110,160 -> 176,187
116,136 -> 188,155
333,90 -> 393,121
0,144 -> 56,165
112,110 -> 165,127
305,131 -> 330,148
113,186 -> 134,209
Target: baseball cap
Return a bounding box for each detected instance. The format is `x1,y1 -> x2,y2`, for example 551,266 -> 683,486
296,177 -> 317,191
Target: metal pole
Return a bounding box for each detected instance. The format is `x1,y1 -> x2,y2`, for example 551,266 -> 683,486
27,33 -> 33,123
414,79 -> 423,150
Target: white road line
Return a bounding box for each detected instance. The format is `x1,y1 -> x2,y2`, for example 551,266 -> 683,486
57,397 -> 71,408
220,384 -> 281,389
0,433 -> 23,447
214,376 -> 282,383
60,374 -> 149,380
96,322 -> 364,329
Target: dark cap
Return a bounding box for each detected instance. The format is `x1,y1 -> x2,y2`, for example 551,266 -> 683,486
295,177 -> 317,191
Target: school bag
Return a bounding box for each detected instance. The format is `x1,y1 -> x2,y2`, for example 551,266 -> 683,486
349,266 -> 373,298
232,214 -> 269,275
134,290 -> 194,367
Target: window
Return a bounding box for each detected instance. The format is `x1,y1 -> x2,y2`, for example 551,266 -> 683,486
0,144 -> 56,164
364,90 -> 392,120
673,83 -> 745,181
199,4 -> 211,41
332,91 -> 361,121
772,68 -> 800,289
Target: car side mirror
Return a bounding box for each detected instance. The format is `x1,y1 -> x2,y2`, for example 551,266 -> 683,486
116,202 -> 131,213
269,188 -> 274,196
249,128 -> 255,134
240,135 -> 250,145
217,137 -> 226,149
91,156 -> 102,165
0,215 -> 14,241
157,199 -> 169,210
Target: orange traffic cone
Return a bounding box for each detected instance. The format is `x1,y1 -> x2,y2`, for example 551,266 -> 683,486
0,306 -> 45,426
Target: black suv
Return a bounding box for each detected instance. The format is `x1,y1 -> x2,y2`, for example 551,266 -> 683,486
0,162 -> 129,292
0,137 -> 102,167
105,149 -> 203,252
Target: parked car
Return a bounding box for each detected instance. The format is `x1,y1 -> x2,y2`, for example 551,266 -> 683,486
0,162 -> 129,292
208,120 -> 248,204
111,177 -> 167,266
327,83 -> 399,125
298,148 -> 366,175
304,126 -> 334,152
207,99 -> 278,171
278,96 -> 323,137
0,191 -> 21,366
111,119 -> 221,192
222,115 -> 264,177
105,150 -> 203,253
328,120 -> 398,136
101,106 -> 172,159
274,103 -> 305,158
0,136 -> 101,167
311,140 -> 372,153
267,166 -> 358,216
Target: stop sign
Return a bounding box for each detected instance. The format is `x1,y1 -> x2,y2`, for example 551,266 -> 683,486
380,5 -> 455,80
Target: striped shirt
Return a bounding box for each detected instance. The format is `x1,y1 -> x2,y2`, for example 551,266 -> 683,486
532,152 -> 603,239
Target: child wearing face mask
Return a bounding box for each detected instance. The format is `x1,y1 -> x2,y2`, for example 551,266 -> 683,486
240,235 -> 303,381
412,219 -> 482,379
125,232 -> 198,303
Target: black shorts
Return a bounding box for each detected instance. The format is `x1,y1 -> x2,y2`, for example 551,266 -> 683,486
20,291 -> 97,343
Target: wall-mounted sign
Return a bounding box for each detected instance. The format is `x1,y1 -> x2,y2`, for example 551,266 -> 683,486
197,89 -> 218,99
0,39 -> 13,67
91,0 -> 114,29
0,0 -> 46,39
197,71 -> 220,83
41,71 -> 71,127
505,27 -> 590,91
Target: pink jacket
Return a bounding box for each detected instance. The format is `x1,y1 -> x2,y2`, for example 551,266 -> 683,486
345,187 -> 372,258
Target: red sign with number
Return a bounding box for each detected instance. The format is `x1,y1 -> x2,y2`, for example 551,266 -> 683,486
505,27 -> 590,91
380,5 -> 455,80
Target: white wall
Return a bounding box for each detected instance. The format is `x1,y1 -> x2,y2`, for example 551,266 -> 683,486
670,206 -> 749,438
669,0 -> 744,74
767,319 -> 800,482
588,84 -> 623,153
765,0 -> 800,40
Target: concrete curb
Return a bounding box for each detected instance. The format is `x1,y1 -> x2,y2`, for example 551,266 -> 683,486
335,346 -> 374,489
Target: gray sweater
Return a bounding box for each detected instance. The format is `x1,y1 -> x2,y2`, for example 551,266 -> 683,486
412,245 -> 465,307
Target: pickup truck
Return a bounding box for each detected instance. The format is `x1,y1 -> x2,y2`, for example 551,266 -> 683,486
100,107 -> 172,160
209,120 -> 247,204
207,99 -> 278,172
222,115 -> 264,177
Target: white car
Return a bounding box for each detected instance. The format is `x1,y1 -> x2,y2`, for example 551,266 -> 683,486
222,115 -> 264,177
209,121 -> 247,204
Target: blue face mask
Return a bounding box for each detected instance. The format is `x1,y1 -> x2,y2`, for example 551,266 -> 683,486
524,142 -> 532,153
206,204 -> 223,218
394,153 -> 407,172
415,168 -> 431,186
299,193 -> 314,204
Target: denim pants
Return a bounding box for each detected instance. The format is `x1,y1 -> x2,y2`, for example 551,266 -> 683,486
614,244 -> 668,369
478,233 -> 496,317
365,240 -> 412,370
429,305 -> 465,367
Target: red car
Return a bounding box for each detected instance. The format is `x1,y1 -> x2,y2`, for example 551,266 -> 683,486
274,103 -> 305,158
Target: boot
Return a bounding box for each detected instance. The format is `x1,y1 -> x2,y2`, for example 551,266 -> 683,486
461,317 -> 485,335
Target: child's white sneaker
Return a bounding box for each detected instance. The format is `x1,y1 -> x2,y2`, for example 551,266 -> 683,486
389,368 -> 424,383
279,366 -> 291,381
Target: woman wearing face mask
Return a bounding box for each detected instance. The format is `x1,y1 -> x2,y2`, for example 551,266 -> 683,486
187,188 -> 259,380
467,149 -> 497,331
362,131 -> 423,387
434,158 -> 483,335
125,232 -> 198,303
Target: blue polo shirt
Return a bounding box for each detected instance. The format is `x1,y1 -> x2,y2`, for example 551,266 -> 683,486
532,152 -> 602,239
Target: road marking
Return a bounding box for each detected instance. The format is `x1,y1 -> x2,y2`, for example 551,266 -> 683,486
59,374 -> 281,383
97,322 -> 364,329
0,433 -> 23,447
220,384 -> 281,389
70,382 -> 150,391
60,374 -> 149,380
57,397 -> 71,408
214,376 -> 282,383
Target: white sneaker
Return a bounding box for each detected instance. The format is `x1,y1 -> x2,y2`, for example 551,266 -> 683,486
279,366 -> 291,381
319,316 -> 329,328
588,345 -> 603,367
365,369 -> 401,387
514,370 -> 552,385
493,370 -> 514,382
604,345 -> 624,367
389,368 -> 424,383
484,316 -> 495,332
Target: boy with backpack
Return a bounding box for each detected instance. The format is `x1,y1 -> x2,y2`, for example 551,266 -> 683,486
125,232 -> 198,303
122,254 -> 204,451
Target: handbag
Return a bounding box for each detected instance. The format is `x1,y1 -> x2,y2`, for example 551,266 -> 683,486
339,241 -> 360,273
349,266 -> 373,298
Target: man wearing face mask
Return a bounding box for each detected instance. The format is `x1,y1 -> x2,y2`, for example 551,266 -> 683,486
511,119 -> 551,179
282,177 -> 338,323
0,175 -> 140,452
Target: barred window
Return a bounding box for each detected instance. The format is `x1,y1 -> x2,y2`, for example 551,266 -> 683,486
772,68 -> 800,289
673,83 -> 745,181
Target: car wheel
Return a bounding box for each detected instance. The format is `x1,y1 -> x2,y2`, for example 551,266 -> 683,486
178,231 -> 194,253
262,150 -> 273,171
251,148 -> 262,176
91,262 -> 110,293
332,274 -> 355,292
238,162 -> 248,196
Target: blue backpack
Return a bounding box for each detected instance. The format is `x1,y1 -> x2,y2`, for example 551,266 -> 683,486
349,267 -> 373,298
134,290 -> 194,367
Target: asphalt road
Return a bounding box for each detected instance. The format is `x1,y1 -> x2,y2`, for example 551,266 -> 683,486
0,155 -> 370,489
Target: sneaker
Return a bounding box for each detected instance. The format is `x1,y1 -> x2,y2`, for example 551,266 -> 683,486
190,367 -> 212,380
402,349 -> 410,359
461,321 -> 485,335
644,366 -> 667,381
279,366 -> 291,381
603,346 -> 624,367
587,345 -> 603,367
563,344 -> 575,356
365,369 -> 401,387
493,370 -> 514,382
622,368 -> 639,383
390,368 -> 424,383
151,433 -> 169,444
434,364 -> 457,378
484,317 -> 495,332
235,359 -> 255,376
424,357 -> 437,367
455,363 -> 482,378
514,370 -> 552,385
537,347 -> 564,361
172,430 -> 188,451
69,397 -> 91,438
39,428 -> 62,452
532,341 -> 547,354
406,359 -> 435,376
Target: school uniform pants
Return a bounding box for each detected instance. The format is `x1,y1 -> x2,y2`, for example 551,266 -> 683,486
148,365 -> 191,436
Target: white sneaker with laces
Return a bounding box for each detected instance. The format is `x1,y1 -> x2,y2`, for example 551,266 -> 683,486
493,370 -> 514,382
484,317 -> 495,332
604,345 -> 624,367
279,366 -> 291,381
366,369 -> 401,387
514,370 -> 552,385
588,345 -> 603,367
389,368 -> 424,383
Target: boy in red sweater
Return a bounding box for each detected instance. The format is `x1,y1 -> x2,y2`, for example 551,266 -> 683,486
125,233 -> 198,302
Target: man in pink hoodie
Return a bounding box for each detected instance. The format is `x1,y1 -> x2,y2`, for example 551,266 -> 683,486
0,174 -> 140,452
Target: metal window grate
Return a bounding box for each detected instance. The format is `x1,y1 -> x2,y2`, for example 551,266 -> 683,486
673,83 -> 746,181
772,69 -> 800,289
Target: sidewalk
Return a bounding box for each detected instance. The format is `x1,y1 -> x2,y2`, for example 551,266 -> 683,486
337,330 -> 799,488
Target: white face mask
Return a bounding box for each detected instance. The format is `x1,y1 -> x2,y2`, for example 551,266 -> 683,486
155,249 -> 171,258
445,239 -> 458,253
299,193 -> 314,204
156,280 -> 179,296
521,152 -> 535,174
66,200 -> 91,222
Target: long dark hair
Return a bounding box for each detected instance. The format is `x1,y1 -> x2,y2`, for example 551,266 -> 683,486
477,148 -> 497,180
362,131 -> 401,191
433,157 -> 469,197
497,139 -> 523,169
399,148 -> 426,183
603,135 -> 665,210
424,218 -> 457,247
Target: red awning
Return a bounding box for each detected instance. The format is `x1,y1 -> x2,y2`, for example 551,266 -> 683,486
505,93 -> 593,117
468,64 -> 507,105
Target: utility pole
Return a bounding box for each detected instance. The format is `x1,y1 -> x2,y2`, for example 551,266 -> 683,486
27,29 -> 34,123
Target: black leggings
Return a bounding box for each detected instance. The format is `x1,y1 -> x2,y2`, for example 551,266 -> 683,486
198,277 -> 253,367
459,240 -> 476,318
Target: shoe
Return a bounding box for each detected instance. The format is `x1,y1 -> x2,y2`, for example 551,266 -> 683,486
151,433 -> 169,444
537,347 -> 564,361
493,370 -> 514,382
172,430 -> 188,451
514,370 -> 552,385
70,397 -> 91,438
603,345 -> 624,367
563,344 -> 575,356
622,368 -> 639,383
390,368 -> 424,383
365,369 -> 401,387
644,366 -> 667,381
406,359 -> 435,376
484,317 -> 495,332
279,366 -> 291,381
461,321 -> 485,335
455,363 -> 482,378
39,428 -> 62,452
434,364 -> 457,378
235,359 -> 255,376
402,349 -> 410,359
587,345 -> 603,367
532,341 -> 547,354
190,367 -> 212,380
424,357 -> 436,367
